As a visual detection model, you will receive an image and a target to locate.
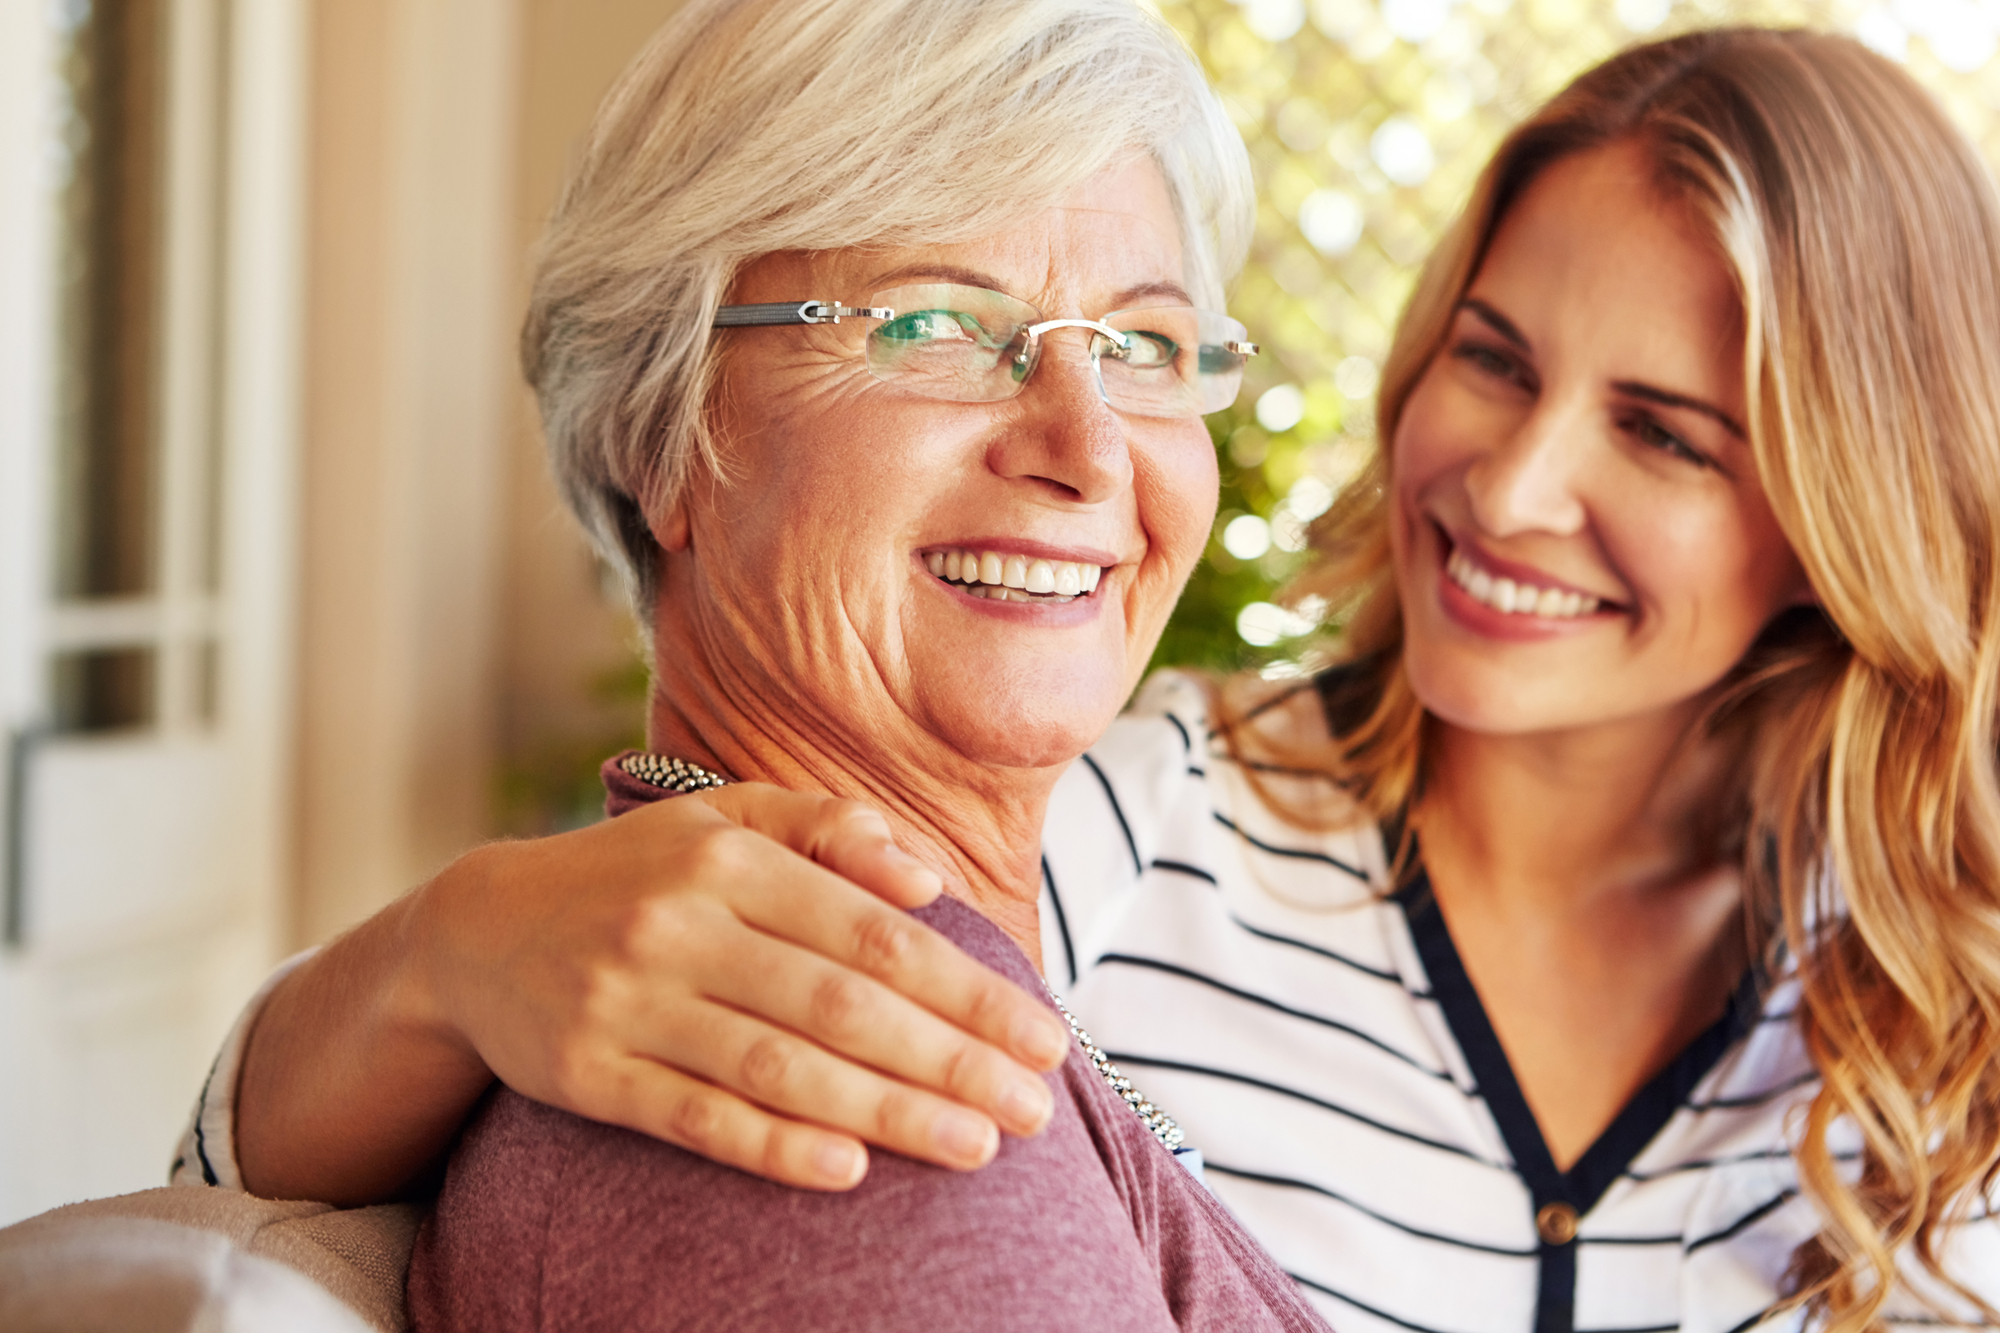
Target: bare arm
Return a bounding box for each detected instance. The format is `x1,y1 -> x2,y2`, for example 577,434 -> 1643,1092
234,786 -> 1069,1204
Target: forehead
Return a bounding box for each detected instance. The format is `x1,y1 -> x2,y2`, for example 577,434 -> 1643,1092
736,157 -> 1189,310
1474,145 -> 1743,386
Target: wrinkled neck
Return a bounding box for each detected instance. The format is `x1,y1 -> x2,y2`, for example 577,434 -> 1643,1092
644,592 -> 1057,967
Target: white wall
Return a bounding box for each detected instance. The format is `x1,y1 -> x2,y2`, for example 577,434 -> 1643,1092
292,0 -> 523,944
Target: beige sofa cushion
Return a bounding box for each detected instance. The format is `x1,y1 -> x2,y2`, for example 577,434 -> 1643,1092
0,1186 -> 419,1333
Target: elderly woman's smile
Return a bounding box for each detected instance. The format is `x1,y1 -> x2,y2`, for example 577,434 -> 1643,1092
651,157 -> 1218,786
923,546 -> 1105,602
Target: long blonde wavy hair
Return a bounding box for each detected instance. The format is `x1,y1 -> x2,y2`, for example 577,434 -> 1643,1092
1263,28 -> 2000,1329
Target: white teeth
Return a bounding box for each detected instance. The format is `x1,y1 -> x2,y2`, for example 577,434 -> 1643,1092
924,548 -> 1108,603
1444,546 -> 1601,619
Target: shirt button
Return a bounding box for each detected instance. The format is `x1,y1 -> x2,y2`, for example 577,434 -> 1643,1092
1537,1202 -> 1580,1245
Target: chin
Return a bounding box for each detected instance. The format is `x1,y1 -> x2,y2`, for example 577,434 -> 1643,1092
912,634 -> 1135,767
1402,652 -> 1544,736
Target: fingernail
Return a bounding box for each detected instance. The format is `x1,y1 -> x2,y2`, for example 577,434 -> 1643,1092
998,1077 -> 1053,1133
814,1139 -> 864,1185
934,1109 -> 998,1164
1017,1014 -> 1069,1067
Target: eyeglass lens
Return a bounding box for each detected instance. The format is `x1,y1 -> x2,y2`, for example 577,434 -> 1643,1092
861,283 -> 1250,418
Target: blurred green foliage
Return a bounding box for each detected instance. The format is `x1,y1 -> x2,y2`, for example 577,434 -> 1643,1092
1148,0 -> 2000,674
496,657 -> 651,835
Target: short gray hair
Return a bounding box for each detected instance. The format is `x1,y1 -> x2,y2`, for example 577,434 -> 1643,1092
524,0 -> 1255,616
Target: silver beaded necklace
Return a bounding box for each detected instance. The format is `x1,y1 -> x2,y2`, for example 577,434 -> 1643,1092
1043,986 -> 1185,1152
618,752 -> 732,793
618,751 -> 1188,1154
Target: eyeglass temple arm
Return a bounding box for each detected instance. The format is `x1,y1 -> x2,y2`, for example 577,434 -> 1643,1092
713,300 -> 895,327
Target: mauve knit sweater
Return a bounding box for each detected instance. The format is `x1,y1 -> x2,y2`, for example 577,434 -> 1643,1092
404,760 -> 1332,1333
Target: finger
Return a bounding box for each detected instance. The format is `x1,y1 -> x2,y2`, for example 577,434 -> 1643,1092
655,1002 -> 1010,1172
702,784 -> 942,908
812,803 -> 946,911
581,1055 -> 873,1191
726,869 -> 1070,1073
656,815 -> 1070,1074
687,924 -> 1056,1137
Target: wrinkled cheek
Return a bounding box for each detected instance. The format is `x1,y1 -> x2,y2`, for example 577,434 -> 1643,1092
1142,429 -> 1219,566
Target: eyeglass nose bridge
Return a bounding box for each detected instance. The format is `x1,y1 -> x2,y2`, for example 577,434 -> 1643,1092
1019,317 -> 1130,355
1009,317 -> 1132,399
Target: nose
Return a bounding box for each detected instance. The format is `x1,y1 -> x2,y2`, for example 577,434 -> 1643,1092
986,328 -> 1134,505
1463,395 -> 1589,539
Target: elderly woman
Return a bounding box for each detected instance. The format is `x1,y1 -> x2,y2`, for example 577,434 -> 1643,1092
205,0 -> 1322,1328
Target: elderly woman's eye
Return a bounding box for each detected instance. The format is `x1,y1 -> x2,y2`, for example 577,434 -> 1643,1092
1118,330 -> 1179,369
878,309 -> 977,344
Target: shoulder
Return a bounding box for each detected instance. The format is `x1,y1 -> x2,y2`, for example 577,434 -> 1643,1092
412,1065 -> 1279,1330
1183,669 -> 1387,909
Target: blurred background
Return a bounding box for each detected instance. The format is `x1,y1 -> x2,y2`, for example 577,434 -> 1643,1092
3,0 -> 1998,1224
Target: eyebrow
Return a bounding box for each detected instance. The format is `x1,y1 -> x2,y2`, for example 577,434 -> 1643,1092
1610,381 -> 1746,439
867,262 -> 1009,292
1456,298 -> 1745,439
1112,279 -> 1196,308
1459,298 -> 1530,350
864,264 -> 1194,311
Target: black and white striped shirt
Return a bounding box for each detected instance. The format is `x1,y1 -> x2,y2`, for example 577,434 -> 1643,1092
1038,672 -> 1999,1333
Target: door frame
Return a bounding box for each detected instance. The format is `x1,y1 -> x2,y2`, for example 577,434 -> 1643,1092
0,0 -> 307,1222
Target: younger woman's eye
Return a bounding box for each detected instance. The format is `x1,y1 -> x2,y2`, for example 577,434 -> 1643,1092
1625,413 -> 1711,468
1451,340 -> 1530,387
